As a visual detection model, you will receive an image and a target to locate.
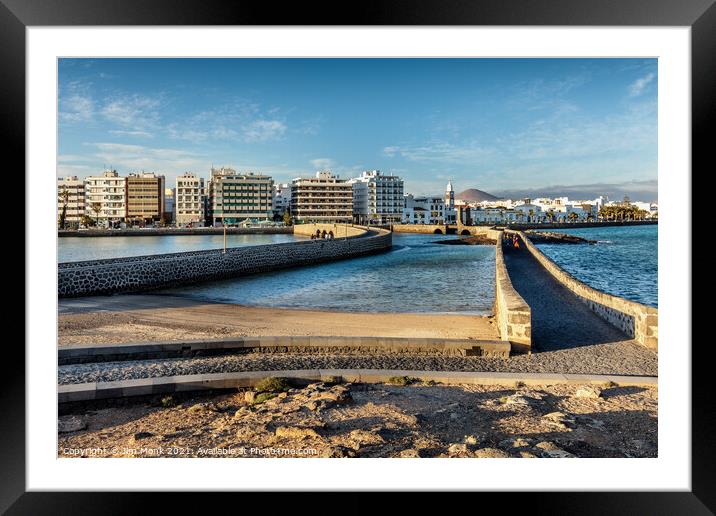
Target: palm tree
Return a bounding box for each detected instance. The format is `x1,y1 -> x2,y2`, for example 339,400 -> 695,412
91,202 -> 102,227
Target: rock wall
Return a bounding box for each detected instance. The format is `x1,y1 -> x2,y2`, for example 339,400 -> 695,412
514,230 -> 658,351
59,225 -> 391,297
494,232 -> 532,353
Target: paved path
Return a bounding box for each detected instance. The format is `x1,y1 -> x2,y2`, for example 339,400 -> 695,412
503,244 -> 631,351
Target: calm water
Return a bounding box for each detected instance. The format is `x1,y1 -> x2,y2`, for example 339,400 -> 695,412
161,233 -> 496,314
58,234 -> 304,263
534,225 -> 657,307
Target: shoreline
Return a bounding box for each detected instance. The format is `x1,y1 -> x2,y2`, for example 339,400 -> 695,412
58,294 -> 499,347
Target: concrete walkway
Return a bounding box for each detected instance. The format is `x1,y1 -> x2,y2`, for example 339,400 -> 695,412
503,244 -> 631,351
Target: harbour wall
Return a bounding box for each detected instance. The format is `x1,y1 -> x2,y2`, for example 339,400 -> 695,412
58,224 -> 391,298
512,230 -> 658,350
493,232 -> 532,353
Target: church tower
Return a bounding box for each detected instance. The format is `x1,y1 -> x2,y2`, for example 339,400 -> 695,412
445,179 -> 455,210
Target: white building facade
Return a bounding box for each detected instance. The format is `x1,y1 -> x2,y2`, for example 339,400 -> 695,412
175,172 -> 205,226
272,183 -> 292,220
84,170 -> 127,227
349,170 -> 404,225
57,176 -> 86,228
402,194 -> 446,224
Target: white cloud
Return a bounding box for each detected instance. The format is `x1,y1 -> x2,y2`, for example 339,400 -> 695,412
309,158 -> 336,170
628,72 -> 655,97
382,141 -> 495,164
242,119 -> 287,142
60,94 -> 94,123
87,142 -> 206,177
100,94 -> 162,127
109,129 -> 153,138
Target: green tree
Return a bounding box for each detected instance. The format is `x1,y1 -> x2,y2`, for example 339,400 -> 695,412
282,210 -> 292,226
90,202 -> 102,227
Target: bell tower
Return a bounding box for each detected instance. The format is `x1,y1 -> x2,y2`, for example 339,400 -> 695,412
445,179 -> 454,210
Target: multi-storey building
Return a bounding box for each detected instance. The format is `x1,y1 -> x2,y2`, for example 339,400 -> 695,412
402,194 -> 446,224
126,172 -> 165,224
57,176 -> 86,228
291,171 -> 353,223
208,167 -> 273,225
175,172 -> 205,226
164,188 -> 175,224
349,170 -> 404,225
272,183 -> 292,220
84,170 -> 127,227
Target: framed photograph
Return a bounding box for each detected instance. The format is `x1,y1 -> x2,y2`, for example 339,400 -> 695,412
8,0 -> 709,511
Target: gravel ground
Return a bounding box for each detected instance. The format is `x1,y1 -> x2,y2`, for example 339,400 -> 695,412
59,341 -> 657,385
58,381 -> 658,459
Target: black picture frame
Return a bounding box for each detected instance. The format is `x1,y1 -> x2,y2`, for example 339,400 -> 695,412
6,0 -> 708,513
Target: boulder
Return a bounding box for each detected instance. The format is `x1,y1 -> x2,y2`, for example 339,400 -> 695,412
58,415 -> 87,433
275,426 -> 322,440
574,386 -> 603,399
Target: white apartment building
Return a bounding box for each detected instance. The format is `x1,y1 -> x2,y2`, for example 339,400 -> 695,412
272,183 -> 292,219
57,176 -> 86,228
84,170 -> 127,227
402,194 -> 446,224
175,172 -> 205,226
349,170 -> 404,225
291,171 -> 353,223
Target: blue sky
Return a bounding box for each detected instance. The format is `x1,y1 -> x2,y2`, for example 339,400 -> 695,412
58,58 -> 658,201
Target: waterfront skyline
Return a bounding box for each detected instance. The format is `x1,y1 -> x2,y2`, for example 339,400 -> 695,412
59,58 -> 658,200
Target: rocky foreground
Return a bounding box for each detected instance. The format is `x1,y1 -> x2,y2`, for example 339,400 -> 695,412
58,379 -> 657,458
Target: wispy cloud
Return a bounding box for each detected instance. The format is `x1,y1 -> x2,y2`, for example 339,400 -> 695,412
109,129 -> 153,138
629,72 -> 655,97
100,94 -> 162,127
309,158 -> 336,170
243,119 -> 287,142
59,94 -> 94,123
85,142 -> 206,175
383,141 -> 495,164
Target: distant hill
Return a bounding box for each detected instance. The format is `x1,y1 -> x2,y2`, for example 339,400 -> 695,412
456,188 -> 500,202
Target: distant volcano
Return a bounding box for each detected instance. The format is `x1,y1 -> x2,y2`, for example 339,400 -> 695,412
456,188 -> 500,202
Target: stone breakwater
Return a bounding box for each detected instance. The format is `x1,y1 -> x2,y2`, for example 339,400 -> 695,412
58,225 -> 391,298
512,230 -> 658,351
494,233 -> 532,353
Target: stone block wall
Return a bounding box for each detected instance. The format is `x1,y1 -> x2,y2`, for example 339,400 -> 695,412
59,225 -> 391,297
494,232 -> 532,353
514,230 -> 658,351
391,224 -> 448,234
